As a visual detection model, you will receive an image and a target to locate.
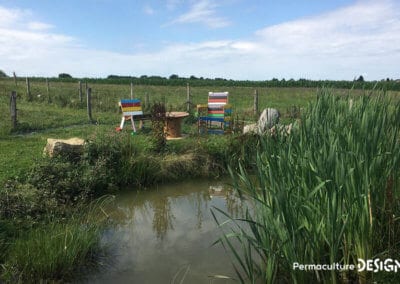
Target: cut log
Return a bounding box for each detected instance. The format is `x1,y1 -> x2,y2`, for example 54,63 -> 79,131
43,138 -> 85,158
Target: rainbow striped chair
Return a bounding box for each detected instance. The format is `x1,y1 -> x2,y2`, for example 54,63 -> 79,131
117,99 -> 143,132
197,92 -> 232,134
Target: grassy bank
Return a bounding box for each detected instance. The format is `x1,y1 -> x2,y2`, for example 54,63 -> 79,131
0,196 -> 113,282
215,91 -> 400,283
0,126 -> 243,282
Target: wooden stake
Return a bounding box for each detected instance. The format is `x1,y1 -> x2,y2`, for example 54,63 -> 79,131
145,92 -> 149,110
130,82 -> 133,99
10,91 -> 17,129
26,77 -> 32,101
186,83 -> 191,112
87,87 -> 93,122
13,72 -> 17,86
253,89 -> 259,116
46,78 -> 51,103
78,81 -> 83,103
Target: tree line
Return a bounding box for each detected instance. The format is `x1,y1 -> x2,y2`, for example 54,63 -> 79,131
1,70 -> 399,91
55,75 -> 400,91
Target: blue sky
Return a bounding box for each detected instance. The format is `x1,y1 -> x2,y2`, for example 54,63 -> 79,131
0,0 -> 399,80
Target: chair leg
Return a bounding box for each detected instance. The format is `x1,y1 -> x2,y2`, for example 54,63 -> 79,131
120,116 -> 125,129
130,116 -> 137,132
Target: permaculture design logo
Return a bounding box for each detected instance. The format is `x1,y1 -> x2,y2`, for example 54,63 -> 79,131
293,259 -> 400,273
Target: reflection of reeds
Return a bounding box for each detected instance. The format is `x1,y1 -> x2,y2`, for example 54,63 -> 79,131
215,90 -> 400,283
152,196 -> 175,240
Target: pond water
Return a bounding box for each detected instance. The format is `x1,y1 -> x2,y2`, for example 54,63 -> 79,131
86,179 -> 246,284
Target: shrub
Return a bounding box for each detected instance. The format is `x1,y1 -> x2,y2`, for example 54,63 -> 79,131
0,70 -> 8,77
58,73 -> 73,79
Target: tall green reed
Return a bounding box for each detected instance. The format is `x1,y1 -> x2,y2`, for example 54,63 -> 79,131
1,196 -> 113,282
215,90 -> 400,283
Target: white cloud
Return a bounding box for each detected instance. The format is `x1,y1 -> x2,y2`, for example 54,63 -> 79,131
0,6 -> 20,27
168,0 -> 230,28
27,21 -> 54,31
255,0 -> 400,57
0,1 -> 399,80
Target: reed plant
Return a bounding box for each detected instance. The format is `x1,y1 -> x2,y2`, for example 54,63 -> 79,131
215,90 -> 400,283
1,196 -> 113,282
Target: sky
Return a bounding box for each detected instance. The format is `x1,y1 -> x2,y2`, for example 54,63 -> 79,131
0,0 -> 399,80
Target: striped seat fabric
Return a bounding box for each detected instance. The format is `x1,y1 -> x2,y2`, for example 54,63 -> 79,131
117,99 -> 143,132
120,99 -> 143,116
208,92 -> 228,120
197,92 -> 232,134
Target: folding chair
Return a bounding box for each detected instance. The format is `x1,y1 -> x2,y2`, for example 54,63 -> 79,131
197,92 -> 232,134
117,99 -> 143,132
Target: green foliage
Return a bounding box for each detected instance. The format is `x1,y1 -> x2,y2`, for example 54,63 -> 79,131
0,70 -> 8,77
0,181 -> 56,221
215,91 -> 400,283
356,75 -> 365,82
150,102 -> 167,152
1,197 -> 112,282
58,73 -> 73,79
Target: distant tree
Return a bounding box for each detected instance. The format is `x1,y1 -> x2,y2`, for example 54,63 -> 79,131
356,75 -> 364,82
150,75 -> 165,80
190,75 -> 198,80
169,74 -> 179,80
58,73 -> 72,79
0,70 -> 8,77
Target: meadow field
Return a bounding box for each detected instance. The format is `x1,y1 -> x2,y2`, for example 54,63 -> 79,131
0,77 -> 399,283
0,77 -> 320,181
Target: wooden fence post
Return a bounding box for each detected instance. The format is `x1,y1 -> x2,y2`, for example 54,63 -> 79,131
26,77 -> 32,101
87,87 -> 93,122
78,81 -> 83,103
145,92 -> 149,110
130,82 -> 134,99
186,83 -> 191,112
253,89 -> 259,116
10,91 -> 17,129
13,72 -> 17,86
46,78 -> 51,103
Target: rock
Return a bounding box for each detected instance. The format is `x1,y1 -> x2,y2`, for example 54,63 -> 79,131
257,108 -> 280,133
270,123 -> 293,136
243,123 -> 258,134
44,138 -> 85,158
243,108 -> 280,134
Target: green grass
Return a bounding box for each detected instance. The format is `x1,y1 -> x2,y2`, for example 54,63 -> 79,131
1,196 -> 112,282
0,79 -> 318,183
0,78 -> 352,183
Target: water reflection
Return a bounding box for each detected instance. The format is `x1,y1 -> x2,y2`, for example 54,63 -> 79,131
152,196 -> 175,240
86,179 -> 246,284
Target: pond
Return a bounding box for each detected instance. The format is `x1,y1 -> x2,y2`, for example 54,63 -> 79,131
86,179 -> 246,283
